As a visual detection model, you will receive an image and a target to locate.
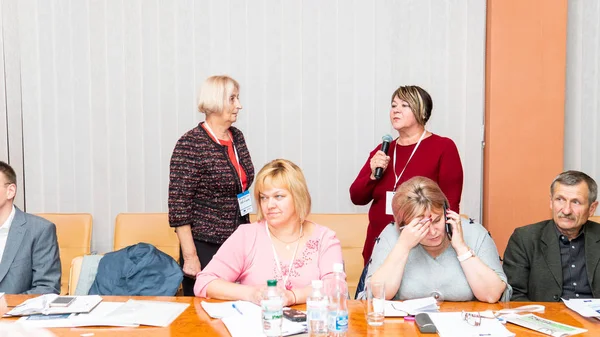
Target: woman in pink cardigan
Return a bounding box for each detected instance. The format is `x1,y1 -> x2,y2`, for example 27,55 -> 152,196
194,159 -> 344,306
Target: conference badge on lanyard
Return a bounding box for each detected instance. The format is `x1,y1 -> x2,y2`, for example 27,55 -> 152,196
237,190 -> 253,216
385,130 -> 427,216
385,191 -> 395,215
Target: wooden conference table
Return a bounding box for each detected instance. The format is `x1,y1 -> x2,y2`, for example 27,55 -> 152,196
1,294 -> 599,336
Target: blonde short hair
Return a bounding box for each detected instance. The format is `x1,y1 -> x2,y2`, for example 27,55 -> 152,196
392,176 -> 448,226
254,159 -> 312,224
197,75 -> 239,115
391,85 -> 433,125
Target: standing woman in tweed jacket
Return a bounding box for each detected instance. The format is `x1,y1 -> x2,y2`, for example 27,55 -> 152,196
168,75 -> 255,296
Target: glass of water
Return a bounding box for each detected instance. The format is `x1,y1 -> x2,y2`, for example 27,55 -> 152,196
366,280 -> 385,326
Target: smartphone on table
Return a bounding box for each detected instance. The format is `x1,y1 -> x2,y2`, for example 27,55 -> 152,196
283,308 -> 307,322
49,296 -> 76,307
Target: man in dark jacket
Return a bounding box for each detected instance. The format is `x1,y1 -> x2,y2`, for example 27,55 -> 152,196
503,170 -> 600,301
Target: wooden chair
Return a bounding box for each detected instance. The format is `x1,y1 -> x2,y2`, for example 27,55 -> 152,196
307,214 -> 368,297
68,256 -> 84,295
36,213 -> 93,295
113,213 -> 180,262
250,213 -> 368,297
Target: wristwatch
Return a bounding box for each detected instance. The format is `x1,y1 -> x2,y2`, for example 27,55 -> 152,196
457,249 -> 475,262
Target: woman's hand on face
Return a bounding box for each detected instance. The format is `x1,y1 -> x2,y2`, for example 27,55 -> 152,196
446,210 -> 469,254
369,151 -> 391,180
398,217 -> 431,250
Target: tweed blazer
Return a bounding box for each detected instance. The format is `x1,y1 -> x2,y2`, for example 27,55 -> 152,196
503,219 -> 600,301
168,123 -> 254,244
0,207 -> 61,294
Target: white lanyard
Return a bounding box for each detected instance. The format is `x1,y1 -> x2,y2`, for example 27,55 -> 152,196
203,122 -> 244,189
392,129 -> 427,190
265,221 -> 303,289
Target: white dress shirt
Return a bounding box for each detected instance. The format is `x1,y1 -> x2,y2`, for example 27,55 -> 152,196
0,205 -> 16,263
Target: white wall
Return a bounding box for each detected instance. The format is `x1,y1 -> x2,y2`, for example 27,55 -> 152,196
565,0 -> 600,208
0,0 -> 26,208
1,0 -> 486,253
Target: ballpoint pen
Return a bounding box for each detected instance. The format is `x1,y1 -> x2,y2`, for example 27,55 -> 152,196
232,303 -> 243,315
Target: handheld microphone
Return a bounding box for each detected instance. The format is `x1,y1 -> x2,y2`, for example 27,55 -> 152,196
374,134 -> 393,180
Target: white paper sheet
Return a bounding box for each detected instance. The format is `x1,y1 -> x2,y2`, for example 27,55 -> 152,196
563,298 -> 600,318
102,300 -> 189,327
201,300 -> 247,318
384,297 -> 439,317
428,312 -> 515,337
201,300 -> 306,337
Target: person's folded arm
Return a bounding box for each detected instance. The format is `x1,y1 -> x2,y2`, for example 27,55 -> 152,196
371,237 -> 410,300
285,286 -> 311,306
194,226 -> 252,299
205,279 -> 265,304
471,230 -> 513,302
457,241 -> 507,303
502,231 -> 530,301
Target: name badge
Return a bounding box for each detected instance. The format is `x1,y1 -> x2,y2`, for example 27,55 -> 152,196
237,190 -> 253,216
385,191 -> 395,215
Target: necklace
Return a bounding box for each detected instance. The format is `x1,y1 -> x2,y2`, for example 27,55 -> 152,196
266,222 -> 303,289
268,223 -> 304,250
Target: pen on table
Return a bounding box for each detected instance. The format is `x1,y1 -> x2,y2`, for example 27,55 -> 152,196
232,303 -> 243,315
404,315 -> 415,321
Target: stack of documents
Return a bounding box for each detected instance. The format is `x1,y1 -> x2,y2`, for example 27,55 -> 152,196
5,294 -> 102,316
428,312 -> 515,337
563,298 -> 600,320
15,299 -> 189,328
202,300 -> 306,337
383,297 -> 439,317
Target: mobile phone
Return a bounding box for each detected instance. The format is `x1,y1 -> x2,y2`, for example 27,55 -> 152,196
444,201 -> 452,239
283,308 -> 307,322
49,296 -> 76,307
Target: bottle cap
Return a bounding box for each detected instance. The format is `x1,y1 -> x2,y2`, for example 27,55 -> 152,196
311,280 -> 323,289
267,279 -> 277,287
333,263 -> 344,273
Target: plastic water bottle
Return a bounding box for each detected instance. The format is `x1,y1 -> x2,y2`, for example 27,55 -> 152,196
261,279 -> 284,337
307,280 -> 328,337
326,263 -> 348,337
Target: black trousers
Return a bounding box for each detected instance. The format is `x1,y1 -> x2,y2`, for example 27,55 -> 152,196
180,239 -> 222,296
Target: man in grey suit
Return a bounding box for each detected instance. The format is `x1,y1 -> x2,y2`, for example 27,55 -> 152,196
0,161 -> 61,294
503,170 -> 600,301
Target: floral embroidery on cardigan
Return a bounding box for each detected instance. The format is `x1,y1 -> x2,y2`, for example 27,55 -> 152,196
274,238 -> 320,290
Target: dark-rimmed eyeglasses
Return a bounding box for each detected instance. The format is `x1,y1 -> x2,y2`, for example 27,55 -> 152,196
461,311 -> 498,326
